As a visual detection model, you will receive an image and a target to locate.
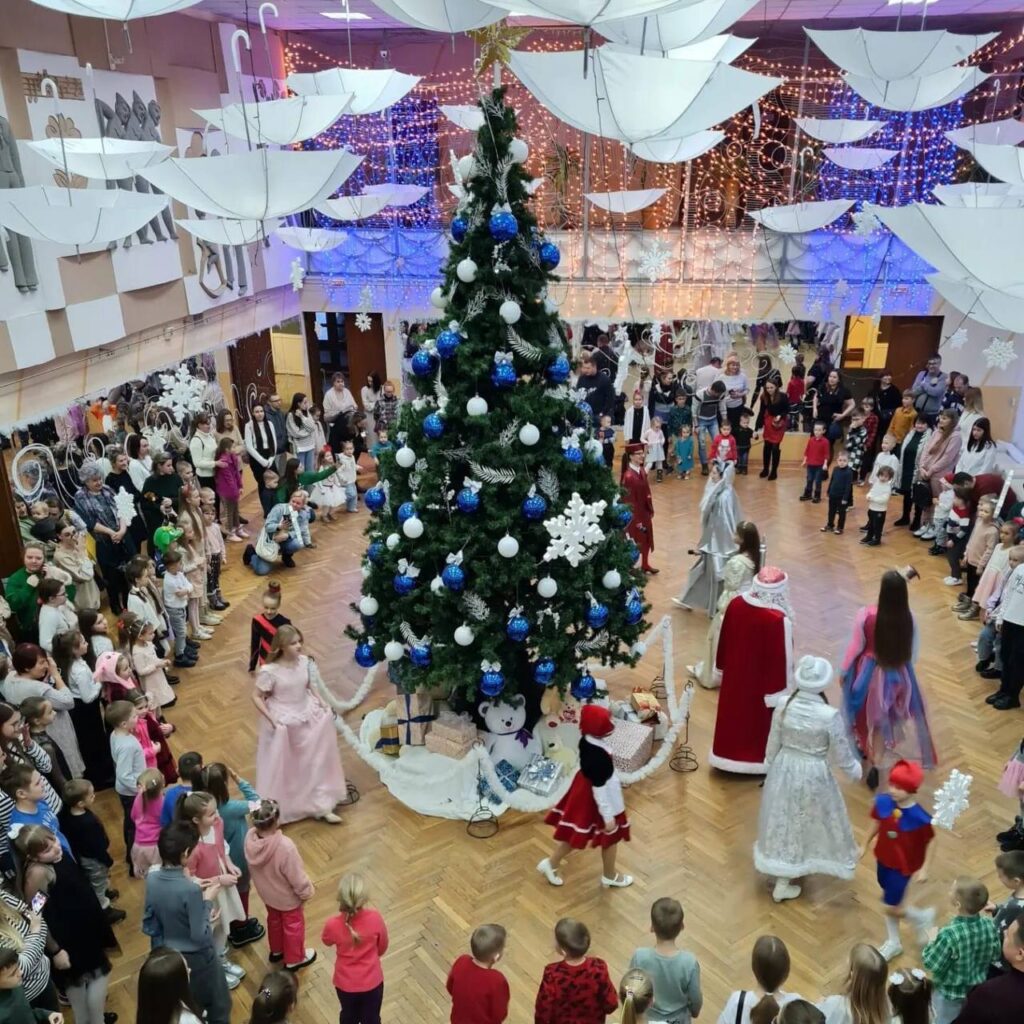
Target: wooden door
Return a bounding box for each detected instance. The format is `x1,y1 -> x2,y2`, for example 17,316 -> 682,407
880,316 -> 943,391
228,328 -> 277,423
343,313 -> 388,409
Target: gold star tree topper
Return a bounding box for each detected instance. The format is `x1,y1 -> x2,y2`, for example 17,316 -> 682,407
468,20 -> 532,83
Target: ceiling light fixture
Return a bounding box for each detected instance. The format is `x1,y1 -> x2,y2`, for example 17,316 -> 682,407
321,9 -> 371,18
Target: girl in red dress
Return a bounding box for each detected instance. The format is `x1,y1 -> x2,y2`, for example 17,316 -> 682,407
536,705 -> 633,889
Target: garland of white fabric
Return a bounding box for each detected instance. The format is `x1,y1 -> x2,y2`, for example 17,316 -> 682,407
314,615 -> 694,812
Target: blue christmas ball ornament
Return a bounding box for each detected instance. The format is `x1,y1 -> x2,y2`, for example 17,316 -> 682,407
534,658 -> 556,686
586,602 -> 610,629
435,329 -> 461,360
539,240 -> 561,269
626,597 -> 644,625
545,354 -> 571,383
571,672 -> 596,701
441,564 -> 466,591
489,210 -> 519,242
480,669 -> 505,697
563,446 -> 583,465
396,501 -> 416,524
393,573 -> 416,595
490,362 -> 518,389
365,487 -> 387,513
456,487 -> 480,514
611,503 -> 633,528
367,541 -> 384,563
422,413 -> 445,439
576,401 -> 593,422
409,644 -> 432,668
626,541 -> 640,564
354,641 -> 376,668
451,215 -> 468,242
521,493 -> 548,521
411,349 -> 436,377
506,615 -> 530,643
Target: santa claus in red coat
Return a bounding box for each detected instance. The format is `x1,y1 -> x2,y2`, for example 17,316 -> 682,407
710,566 -> 794,773
621,442 -> 658,574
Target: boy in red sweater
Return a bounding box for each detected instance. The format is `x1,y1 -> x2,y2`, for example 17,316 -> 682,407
447,923 -> 510,1024
710,421 -> 738,463
800,421 -> 831,503
535,918 -> 617,1024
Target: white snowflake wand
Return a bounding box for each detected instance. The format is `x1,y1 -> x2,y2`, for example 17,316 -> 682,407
931,769 -> 972,832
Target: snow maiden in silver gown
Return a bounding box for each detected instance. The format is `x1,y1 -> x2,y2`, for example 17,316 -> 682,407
754,655 -> 862,904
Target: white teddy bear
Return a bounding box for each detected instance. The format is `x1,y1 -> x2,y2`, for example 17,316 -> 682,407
479,694 -> 540,771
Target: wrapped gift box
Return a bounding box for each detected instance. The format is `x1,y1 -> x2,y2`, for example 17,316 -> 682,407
630,688 -> 661,722
607,719 -> 653,773
396,691 -> 436,747
519,754 -> 563,796
424,731 -> 475,759
431,707 -> 478,745
479,758 -> 521,803
375,721 -> 400,757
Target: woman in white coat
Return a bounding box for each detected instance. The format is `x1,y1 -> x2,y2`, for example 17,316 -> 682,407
753,655 -> 862,904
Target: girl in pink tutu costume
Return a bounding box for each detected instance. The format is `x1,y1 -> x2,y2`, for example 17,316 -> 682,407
841,570 -> 937,793
251,624 -> 347,825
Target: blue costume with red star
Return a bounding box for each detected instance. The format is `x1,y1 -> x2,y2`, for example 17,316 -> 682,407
871,793 -> 935,906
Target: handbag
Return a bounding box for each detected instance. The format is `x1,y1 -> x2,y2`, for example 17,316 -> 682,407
254,529 -> 280,564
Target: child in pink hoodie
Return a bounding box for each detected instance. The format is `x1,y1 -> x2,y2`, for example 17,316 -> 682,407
244,798 -> 317,971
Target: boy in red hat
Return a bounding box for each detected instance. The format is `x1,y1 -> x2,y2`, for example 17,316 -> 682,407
536,705 -> 632,890
862,758 -> 937,961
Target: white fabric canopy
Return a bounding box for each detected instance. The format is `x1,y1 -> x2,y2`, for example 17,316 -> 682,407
176,218 -> 281,246
958,142 -> 1024,186
747,200 -> 855,234
947,119 -> 1024,149
27,138 -> 173,180
285,68 -> 421,115
795,118 -> 885,144
600,0 -> 759,51
192,96 -> 353,147
867,203 -> 1024,298
933,183 -> 1024,208
604,34 -> 754,63
274,226 -> 348,252
0,186 -> 169,245
370,0 -> 503,32
806,28 -> 997,80
315,195 -> 392,221
630,129 -> 724,163
822,147 -> 898,171
928,274 -> 1024,333
440,104 -> 485,131
362,183 -> 430,207
585,188 -> 667,213
139,149 -> 363,220
844,66 -> 988,113
480,0 -> 680,25
28,0 -> 200,17
507,47 -> 782,145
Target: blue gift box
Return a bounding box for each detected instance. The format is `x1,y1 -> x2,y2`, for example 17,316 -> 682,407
478,758 -> 521,804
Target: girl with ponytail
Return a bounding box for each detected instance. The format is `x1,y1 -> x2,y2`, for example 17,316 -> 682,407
717,936 -> 800,1024
618,969 -> 654,1024
249,970 -> 297,1024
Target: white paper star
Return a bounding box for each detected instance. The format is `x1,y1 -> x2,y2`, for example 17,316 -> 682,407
637,241 -> 672,283
542,492 -> 607,568
932,769 -> 972,830
289,258 -> 305,293
355,311 -> 372,332
983,336 -> 1017,371
947,327 -> 969,351
114,487 -> 137,526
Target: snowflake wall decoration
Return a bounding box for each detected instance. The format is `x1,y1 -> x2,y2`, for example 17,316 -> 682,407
542,492 -> 607,567
775,345 -> 798,367
946,326 -> 969,351
355,312 -> 372,332
636,241 -> 672,283
113,487 -> 138,526
157,364 -> 206,426
983,336 -> 1017,372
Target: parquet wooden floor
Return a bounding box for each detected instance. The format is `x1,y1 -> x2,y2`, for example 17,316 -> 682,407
95,463 -> 1022,1023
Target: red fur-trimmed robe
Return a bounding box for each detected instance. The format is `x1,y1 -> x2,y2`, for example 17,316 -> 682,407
621,464 -> 654,566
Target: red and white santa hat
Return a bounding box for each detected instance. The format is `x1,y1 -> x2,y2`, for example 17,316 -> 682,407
579,704 -> 615,739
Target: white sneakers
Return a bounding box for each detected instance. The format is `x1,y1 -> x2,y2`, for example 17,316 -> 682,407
286,948 -> 317,970
222,958 -> 245,988
772,880 -> 801,903
536,858 -> 563,886
942,576 -> 962,587
878,939 -> 903,962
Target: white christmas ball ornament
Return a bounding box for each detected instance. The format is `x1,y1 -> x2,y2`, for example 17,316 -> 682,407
602,570 -> 621,590
430,286 -> 446,309
456,258 -> 478,283
384,641 -> 404,662
457,154 -> 477,180
395,445 -> 416,468
544,297 -> 559,315
385,533 -> 401,550
498,534 -> 519,558
509,138 -> 529,164
466,394 -> 488,417
402,516 -> 424,539
360,565 -> 371,579
499,299 -> 522,325
632,641 -> 647,657
454,624 -> 475,647
358,595 -> 379,616
430,575 -> 445,594
519,422 -> 540,446
537,576 -> 558,599
585,438 -> 603,457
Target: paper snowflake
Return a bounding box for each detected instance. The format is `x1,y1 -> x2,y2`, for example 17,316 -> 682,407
542,492 -> 608,567
947,326 -> 969,351
932,769 -> 972,830
289,258 -> 305,292
983,336 -> 1017,371
113,487 -> 137,526
613,323 -> 630,349
141,423 -> 169,453
355,312 -> 372,332
637,241 -> 672,283
776,345 -> 798,367
157,363 -> 206,426
851,210 -> 881,238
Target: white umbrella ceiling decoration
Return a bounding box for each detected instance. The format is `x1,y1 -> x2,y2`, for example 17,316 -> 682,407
361,183 -> 430,207
946,119 -> 1024,148
843,66 -> 989,113
192,95 -> 355,147
747,199 -> 855,234
274,226 -> 349,253
175,218 -> 283,247
440,105 -> 486,131
27,138 -> 174,180
933,182 -> 1024,208
630,129 -> 724,163
370,0 -> 504,32
285,67 -> 422,115
28,0 -> 201,17
928,274 -> 1024,334
795,117 -> 886,145
585,188 -> 667,214
822,147 -> 899,171
957,141 -> 1024,187
480,0 -> 682,26
636,35 -> 756,64
805,28 -> 997,80
506,46 -> 782,145
599,0 -> 760,52
315,194 -> 392,221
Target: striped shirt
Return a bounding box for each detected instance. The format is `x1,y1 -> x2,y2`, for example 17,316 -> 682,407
0,886 -> 51,1001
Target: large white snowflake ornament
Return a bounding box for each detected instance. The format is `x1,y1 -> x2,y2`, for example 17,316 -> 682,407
157,363 -> 206,426
983,336 -> 1017,371
637,241 -> 672,283
114,487 -> 137,526
542,492 -> 607,567
851,210 -> 881,238
141,423 -> 169,453
613,323 -> 630,349
355,312 -> 372,332
775,345 -> 798,367
946,326 -> 969,351
932,769 -> 972,830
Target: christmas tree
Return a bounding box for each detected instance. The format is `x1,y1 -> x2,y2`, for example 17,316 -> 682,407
348,88 -> 648,706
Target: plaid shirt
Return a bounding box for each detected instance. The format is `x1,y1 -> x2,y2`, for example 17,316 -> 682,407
73,484 -> 120,533
923,915 -> 1002,999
